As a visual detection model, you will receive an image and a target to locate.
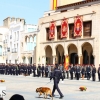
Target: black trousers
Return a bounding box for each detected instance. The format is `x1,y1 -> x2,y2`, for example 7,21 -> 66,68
87,73 -> 90,80
98,73 -> 100,81
92,73 -> 95,81
52,80 -> 63,97
76,73 -> 80,80
70,72 -> 73,80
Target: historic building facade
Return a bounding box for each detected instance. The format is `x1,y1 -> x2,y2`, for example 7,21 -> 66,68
20,24 -> 37,64
0,26 -> 9,63
36,0 -> 100,67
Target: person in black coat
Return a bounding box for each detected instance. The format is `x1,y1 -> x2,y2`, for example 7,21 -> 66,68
86,65 -> 91,80
75,65 -> 80,80
70,64 -> 74,80
92,65 -> 96,81
37,64 -> 41,77
45,65 -> 48,77
32,64 -> 36,77
50,65 -> 64,99
41,64 -> 45,77
81,66 -> 85,79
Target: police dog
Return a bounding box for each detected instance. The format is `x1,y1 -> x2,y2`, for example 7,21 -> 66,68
36,87 -> 53,99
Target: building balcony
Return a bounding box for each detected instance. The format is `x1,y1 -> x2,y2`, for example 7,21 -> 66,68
12,48 -> 18,53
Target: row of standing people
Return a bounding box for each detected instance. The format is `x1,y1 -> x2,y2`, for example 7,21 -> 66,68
0,63 -> 100,81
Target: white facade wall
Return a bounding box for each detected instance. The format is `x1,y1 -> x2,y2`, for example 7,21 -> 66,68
7,21 -> 24,63
0,27 -> 9,63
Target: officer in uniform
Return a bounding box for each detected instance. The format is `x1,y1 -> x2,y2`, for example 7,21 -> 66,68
32,64 -> 36,77
45,65 -> 48,77
41,64 -> 45,77
70,64 -> 74,80
92,65 -> 96,81
86,65 -> 91,80
75,65 -> 80,80
50,65 -> 64,99
81,65 -> 85,79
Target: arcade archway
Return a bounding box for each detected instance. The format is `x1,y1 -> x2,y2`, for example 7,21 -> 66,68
45,45 -> 53,64
82,42 -> 94,64
56,44 -> 65,64
68,44 -> 78,65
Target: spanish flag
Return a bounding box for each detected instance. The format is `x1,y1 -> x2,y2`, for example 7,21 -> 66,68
64,55 -> 69,71
52,0 -> 57,10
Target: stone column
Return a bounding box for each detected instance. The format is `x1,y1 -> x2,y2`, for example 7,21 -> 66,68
26,57 -> 29,64
53,55 -> 56,64
42,56 -> 46,65
78,55 -> 83,64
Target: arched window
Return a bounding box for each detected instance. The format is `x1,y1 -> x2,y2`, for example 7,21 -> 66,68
0,45 -> 2,56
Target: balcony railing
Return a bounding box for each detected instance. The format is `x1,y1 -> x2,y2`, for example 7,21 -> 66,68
12,48 -> 18,53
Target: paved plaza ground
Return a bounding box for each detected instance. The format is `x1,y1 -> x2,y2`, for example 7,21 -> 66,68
0,74 -> 100,100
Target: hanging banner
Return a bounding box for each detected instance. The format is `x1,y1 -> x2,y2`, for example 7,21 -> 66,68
74,16 -> 83,37
52,0 -> 57,10
49,21 -> 55,39
64,55 -> 69,71
61,18 -> 68,38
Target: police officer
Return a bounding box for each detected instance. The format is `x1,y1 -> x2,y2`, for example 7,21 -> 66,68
45,65 -> 48,77
32,64 -> 36,77
50,65 -> 64,99
41,64 -> 44,77
86,65 -> 91,80
70,64 -> 74,80
75,64 -> 80,80
81,65 -> 85,80
92,65 -> 96,81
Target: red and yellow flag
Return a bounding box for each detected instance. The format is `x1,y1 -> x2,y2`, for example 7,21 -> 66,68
64,55 -> 69,71
52,0 -> 57,10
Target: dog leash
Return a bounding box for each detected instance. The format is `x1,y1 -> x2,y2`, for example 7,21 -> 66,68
45,81 -> 52,85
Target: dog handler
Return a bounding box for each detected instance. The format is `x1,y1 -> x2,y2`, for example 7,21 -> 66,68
50,65 -> 64,99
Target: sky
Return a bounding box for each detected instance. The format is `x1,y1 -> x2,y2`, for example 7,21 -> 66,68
0,0 -> 49,26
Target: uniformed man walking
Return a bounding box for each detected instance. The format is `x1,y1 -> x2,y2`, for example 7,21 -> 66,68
50,65 -> 64,99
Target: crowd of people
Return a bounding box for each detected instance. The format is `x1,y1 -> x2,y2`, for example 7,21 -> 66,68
0,63 -> 100,81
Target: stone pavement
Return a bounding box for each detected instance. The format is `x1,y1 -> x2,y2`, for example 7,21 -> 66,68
0,74 -> 100,100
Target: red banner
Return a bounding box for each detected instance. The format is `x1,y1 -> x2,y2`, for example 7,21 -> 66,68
64,55 -> 69,71
49,21 -> 55,39
74,16 -> 83,37
61,18 -> 68,38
